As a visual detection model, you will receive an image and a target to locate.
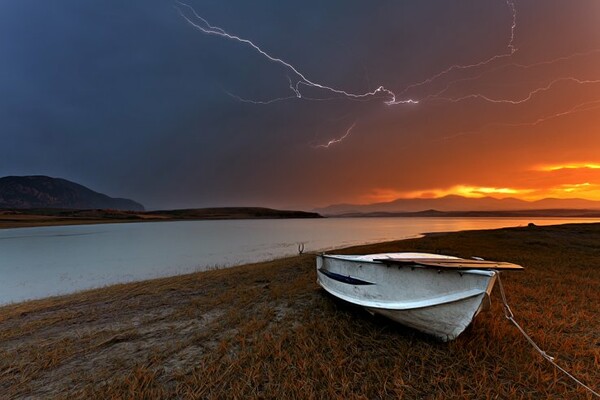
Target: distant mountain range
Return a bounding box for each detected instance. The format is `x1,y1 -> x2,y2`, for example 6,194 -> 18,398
0,175 -> 144,211
315,195 -> 600,216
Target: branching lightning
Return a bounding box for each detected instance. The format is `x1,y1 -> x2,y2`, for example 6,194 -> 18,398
396,0 -> 518,98
313,122 -> 357,149
175,1 -> 418,106
436,77 -> 600,105
176,0 -> 522,109
422,48 -> 600,101
225,90 -> 296,105
506,0 -> 518,55
176,0 -> 599,151
514,100 -> 600,126
439,99 -> 600,142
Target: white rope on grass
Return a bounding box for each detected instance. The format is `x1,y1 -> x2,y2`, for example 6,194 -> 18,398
495,271 -> 600,398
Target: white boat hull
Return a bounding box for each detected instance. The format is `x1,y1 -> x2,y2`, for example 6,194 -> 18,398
316,253 -> 498,341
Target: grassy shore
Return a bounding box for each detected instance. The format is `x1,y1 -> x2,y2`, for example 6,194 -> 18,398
1,224 -> 599,399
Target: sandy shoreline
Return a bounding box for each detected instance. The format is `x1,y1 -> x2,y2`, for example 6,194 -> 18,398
1,223 -> 599,398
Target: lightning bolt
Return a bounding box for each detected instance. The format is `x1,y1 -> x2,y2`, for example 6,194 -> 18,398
395,0 -> 518,98
225,90 -> 296,105
313,122 -> 357,149
224,77 -> 378,104
435,77 -> 600,105
176,0 -> 598,151
439,99 -> 600,142
176,0 -> 519,106
515,100 -> 600,126
175,1 -> 418,106
423,48 -> 600,101
506,0 -> 518,55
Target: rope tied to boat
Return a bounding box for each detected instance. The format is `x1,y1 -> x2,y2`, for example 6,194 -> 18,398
495,272 -> 600,398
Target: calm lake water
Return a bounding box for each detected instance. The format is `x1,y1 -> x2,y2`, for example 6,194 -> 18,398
1,217 -> 598,305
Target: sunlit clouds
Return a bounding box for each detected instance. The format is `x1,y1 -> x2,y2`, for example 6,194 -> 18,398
360,186 -> 527,204
359,179 -> 600,205
536,163 -> 600,172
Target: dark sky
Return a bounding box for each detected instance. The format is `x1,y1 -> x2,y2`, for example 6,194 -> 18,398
1,1 -> 599,210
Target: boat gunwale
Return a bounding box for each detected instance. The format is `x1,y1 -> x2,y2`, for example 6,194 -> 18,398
319,254 -> 499,276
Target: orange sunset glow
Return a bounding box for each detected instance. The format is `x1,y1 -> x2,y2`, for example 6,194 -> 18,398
303,51 -> 600,210
322,97 -> 600,208
360,182 -> 600,204
536,163 -> 600,172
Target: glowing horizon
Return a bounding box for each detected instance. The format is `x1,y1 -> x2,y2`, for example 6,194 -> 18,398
358,181 -> 600,205
536,163 -> 600,172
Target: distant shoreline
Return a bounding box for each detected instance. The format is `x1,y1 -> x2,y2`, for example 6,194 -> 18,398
3,207 -> 600,230
0,207 -> 322,230
327,208 -> 600,218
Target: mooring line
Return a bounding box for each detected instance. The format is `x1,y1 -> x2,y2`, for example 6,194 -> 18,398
495,272 -> 600,398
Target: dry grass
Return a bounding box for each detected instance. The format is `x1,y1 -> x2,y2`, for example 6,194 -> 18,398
1,223 -> 599,399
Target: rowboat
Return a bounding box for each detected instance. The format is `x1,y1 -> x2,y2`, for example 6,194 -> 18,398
316,252 -> 523,341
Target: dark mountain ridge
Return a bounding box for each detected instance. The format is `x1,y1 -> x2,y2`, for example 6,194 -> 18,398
0,175 -> 144,211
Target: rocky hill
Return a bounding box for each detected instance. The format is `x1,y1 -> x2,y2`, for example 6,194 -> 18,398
0,175 -> 144,211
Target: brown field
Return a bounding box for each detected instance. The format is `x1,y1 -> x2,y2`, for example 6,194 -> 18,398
1,223 -> 599,399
